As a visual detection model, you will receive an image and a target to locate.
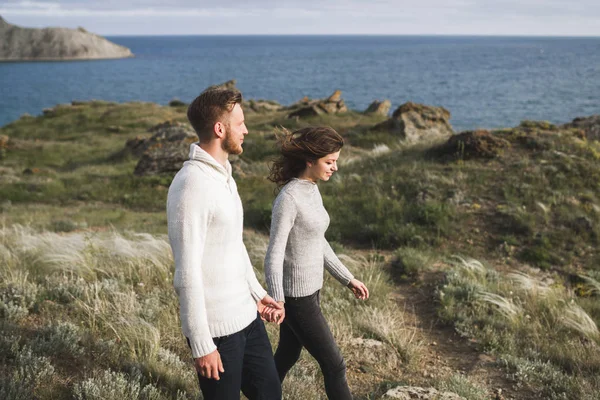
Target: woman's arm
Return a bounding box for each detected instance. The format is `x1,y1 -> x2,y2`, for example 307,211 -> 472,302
323,240 -> 355,286
323,242 -> 370,300
264,192 -> 297,302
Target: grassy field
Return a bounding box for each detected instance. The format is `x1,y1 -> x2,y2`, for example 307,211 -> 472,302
1,100 -> 599,399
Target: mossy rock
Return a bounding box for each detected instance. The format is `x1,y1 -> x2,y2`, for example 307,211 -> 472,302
432,130 -> 510,160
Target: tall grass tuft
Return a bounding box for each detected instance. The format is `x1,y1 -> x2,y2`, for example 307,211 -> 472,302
439,256 -> 600,399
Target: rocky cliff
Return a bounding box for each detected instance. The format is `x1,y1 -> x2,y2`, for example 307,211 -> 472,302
0,16 -> 133,61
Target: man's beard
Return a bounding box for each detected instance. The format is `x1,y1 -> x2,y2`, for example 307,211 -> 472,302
222,127 -> 243,155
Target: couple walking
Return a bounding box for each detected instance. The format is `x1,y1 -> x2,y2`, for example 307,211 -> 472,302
166,86 -> 369,400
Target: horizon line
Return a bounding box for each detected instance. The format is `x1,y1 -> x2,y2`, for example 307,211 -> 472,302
101,33 -> 600,38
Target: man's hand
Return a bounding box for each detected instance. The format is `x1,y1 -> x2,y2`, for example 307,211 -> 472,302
194,349 -> 224,380
258,295 -> 285,324
348,279 -> 369,300
264,301 -> 285,324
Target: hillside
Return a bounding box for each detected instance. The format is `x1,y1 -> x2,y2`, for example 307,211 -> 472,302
1,94 -> 600,399
0,16 -> 133,61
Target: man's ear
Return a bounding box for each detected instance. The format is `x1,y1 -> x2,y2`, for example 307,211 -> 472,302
213,121 -> 226,139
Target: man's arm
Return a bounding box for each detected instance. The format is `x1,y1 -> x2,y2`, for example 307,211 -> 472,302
167,180 -> 216,359
241,227 -> 285,323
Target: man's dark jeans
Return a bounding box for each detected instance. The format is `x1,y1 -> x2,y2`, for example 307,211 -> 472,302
188,314 -> 281,400
274,290 -> 352,400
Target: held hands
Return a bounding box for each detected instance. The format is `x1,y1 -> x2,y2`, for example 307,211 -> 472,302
348,279 -> 369,300
194,349 -> 224,380
257,295 -> 285,324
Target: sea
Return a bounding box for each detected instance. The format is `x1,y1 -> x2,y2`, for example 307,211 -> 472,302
0,35 -> 599,131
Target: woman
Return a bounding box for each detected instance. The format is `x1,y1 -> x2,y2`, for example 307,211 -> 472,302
264,126 -> 369,400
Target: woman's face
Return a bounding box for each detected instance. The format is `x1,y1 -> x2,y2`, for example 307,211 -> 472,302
306,151 -> 341,182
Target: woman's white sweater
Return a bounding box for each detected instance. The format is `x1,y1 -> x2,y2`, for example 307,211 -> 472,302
264,178 -> 354,302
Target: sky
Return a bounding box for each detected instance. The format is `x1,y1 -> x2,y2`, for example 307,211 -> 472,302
1,0 -> 599,36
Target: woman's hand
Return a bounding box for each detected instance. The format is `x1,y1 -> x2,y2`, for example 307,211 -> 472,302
259,299 -> 285,324
347,279 -> 369,300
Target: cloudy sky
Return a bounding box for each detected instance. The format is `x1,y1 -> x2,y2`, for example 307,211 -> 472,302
1,0 -> 599,36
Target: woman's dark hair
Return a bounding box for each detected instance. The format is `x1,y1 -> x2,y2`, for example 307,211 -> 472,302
268,126 -> 344,187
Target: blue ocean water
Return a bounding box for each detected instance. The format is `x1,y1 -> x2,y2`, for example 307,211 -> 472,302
1,35 -> 599,131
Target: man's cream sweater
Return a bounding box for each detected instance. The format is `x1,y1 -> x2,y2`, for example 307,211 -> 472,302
167,144 -> 267,358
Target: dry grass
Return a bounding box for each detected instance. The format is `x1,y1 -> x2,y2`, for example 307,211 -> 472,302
0,225 -> 416,399
439,256 -> 600,399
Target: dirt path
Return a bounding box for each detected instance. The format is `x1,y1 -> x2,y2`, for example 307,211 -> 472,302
391,276 -> 524,400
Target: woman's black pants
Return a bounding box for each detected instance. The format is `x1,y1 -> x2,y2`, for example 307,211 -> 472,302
274,290 -> 352,400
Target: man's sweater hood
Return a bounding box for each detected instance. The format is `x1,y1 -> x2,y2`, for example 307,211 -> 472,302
188,143 -> 232,182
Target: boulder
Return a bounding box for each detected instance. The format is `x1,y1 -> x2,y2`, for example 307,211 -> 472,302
434,130 -> 510,160
130,121 -> 197,176
373,102 -> 454,142
0,16 -> 133,61
382,386 -> 465,400
562,115 -> 600,141
365,100 -> 392,116
246,99 -> 283,113
287,90 -> 348,119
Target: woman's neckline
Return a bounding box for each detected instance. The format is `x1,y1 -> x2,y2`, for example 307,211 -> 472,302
291,177 -> 317,185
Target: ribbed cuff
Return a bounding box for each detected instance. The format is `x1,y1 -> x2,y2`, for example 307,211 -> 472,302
267,276 -> 286,303
188,337 -> 217,358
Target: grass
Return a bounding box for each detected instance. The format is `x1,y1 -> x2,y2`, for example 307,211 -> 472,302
3,100 -> 600,398
437,256 -> 600,399
0,226 -> 416,399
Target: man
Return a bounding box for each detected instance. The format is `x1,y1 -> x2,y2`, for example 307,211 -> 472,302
167,87 -> 283,400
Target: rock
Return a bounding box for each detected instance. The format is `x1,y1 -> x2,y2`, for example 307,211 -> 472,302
434,130 -> 510,160
382,386 -> 465,400
287,90 -> 348,119
206,79 -> 238,91
0,135 -> 9,149
348,337 -> 399,366
349,338 -> 384,348
288,104 -> 325,119
562,115 -> 600,141
130,121 -> 197,176
228,154 -> 251,177
373,102 -> 454,142
0,16 -> 133,61
246,99 -> 283,113
168,98 -> 186,107
327,90 -> 342,102
365,100 -> 392,116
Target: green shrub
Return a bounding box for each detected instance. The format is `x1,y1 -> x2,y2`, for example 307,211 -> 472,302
391,247 -> 435,281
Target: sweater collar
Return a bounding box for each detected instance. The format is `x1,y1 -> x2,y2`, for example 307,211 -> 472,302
291,177 -> 317,186
189,143 -> 232,181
